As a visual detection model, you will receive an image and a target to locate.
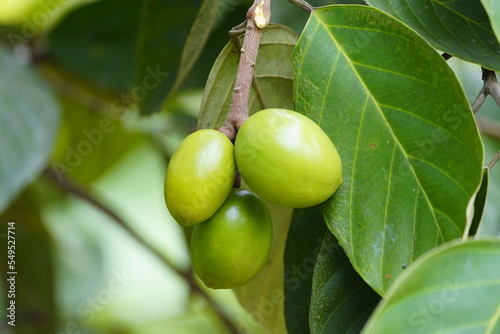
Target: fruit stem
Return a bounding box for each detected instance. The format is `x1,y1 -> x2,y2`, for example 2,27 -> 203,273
219,0 -> 272,141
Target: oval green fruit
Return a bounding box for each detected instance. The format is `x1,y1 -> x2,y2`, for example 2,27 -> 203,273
235,108 -> 342,208
190,189 -> 273,289
164,129 -> 235,226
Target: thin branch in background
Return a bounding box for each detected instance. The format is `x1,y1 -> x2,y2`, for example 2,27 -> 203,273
219,0 -> 272,141
288,0 -> 314,13
488,150 -> 500,170
471,67 -> 500,114
442,52 -> 452,61
477,117 -> 500,140
477,117 -> 500,170
43,167 -> 239,334
471,88 -> 488,114
483,68 -> 500,109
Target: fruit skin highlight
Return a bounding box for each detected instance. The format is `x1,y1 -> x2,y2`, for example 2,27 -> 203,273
190,189 -> 273,289
164,129 -> 235,226
235,108 -> 342,208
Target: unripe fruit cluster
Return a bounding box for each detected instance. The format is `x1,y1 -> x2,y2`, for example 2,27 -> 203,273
164,108 -> 343,289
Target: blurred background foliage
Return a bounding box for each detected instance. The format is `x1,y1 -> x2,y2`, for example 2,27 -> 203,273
0,0 -> 499,333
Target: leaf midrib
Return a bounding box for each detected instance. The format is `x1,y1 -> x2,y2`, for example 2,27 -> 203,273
313,11 -> 443,282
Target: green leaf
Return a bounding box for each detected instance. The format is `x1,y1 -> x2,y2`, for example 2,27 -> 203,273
49,0 -> 143,92
135,0 -> 202,115
366,0 -> 500,71
310,232 -> 381,334
293,5 -> 484,295
0,48 -> 60,214
197,24 -> 298,130
284,207 -> 328,334
1,192 -> 56,332
362,239 -> 500,334
481,0 -> 500,43
175,0 -> 223,92
468,168 -> 488,236
233,203 -> 293,334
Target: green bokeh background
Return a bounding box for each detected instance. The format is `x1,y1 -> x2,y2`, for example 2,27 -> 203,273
0,0 -> 498,333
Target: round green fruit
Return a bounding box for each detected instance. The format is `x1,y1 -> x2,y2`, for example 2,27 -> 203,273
235,108 -> 342,208
190,189 -> 273,289
164,129 -> 235,226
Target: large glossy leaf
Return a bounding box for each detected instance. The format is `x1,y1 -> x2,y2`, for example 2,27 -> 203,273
49,0 -> 143,92
481,0 -> 500,42
362,239 -> 500,334
293,5 -> 484,294
135,0 -> 202,115
0,192 -> 56,333
310,232 -> 381,334
233,203 -> 293,334
284,207 -> 328,334
0,48 -> 60,214
197,24 -> 297,130
366,0 -> 500,71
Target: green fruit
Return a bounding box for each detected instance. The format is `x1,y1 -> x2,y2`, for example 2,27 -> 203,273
190,189 -> 273,289
235,108 -> 342,208
164,129 -> 235,226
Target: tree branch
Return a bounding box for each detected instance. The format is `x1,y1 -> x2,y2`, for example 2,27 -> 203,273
488,150 -> 500,170
219,0 -> 272,141
471,88 -> 488,114
471,67 -> 500,114
43,168 -> 239,334
477,117 -> 500,140
288,0 -> 314,13
477,118 -> 500,170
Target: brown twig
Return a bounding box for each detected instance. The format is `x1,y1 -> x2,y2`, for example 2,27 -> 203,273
477,118 -> 500,170
288,0 -> 314,12
477,117 -> 500,140
488,150 -> 500,170
471,67 -> 500,114
43,167 -> 239,334
219,0 -> 272,141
